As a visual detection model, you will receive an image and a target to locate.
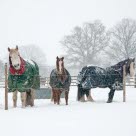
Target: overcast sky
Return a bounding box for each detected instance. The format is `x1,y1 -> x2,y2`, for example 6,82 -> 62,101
0,0 -> 136,65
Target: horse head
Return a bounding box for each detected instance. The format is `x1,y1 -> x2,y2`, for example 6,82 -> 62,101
8,45 -> 21,70
125,58 -> 135,77
56,56 -> 64,75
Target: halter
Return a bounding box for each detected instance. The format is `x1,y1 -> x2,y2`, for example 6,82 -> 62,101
9,56 -> 26,75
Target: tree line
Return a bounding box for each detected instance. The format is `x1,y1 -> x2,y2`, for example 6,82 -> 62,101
60,18 -> 136,72
0,18 -> 135,77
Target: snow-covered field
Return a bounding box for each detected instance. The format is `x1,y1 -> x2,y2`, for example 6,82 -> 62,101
0,87 -> 136,136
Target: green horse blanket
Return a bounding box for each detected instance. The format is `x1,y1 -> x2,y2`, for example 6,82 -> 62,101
8,59 -> 40,92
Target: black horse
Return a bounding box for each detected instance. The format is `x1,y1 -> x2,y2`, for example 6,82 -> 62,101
77,58 -> 135,103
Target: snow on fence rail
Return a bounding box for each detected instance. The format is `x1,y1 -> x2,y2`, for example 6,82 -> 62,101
0,64 -> 135,110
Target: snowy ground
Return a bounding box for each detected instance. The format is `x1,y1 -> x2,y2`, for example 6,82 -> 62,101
0,86 -> 136,136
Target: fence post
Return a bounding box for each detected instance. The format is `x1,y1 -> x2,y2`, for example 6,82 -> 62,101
123,65 -> 126,102
135,75 -> 136,88
5,63 -> 8,110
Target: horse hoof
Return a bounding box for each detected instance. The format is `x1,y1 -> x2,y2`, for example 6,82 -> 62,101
107,100 -> 112,103
80,99 -> 86,102
22,105 -> 26,108
87,99 -> 95,102
30,104 -> 34,107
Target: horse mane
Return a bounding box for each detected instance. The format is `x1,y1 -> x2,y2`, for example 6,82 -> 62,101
56,57 -> 66,81
111,59 -> 128,68
9,56 -> 13,67
56,58 -> 59,72
61,61 -> 65,74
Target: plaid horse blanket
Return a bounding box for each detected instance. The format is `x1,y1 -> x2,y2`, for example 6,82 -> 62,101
8,60 -> 40,92
77,66 -> 123,90
49,69 -> 71,90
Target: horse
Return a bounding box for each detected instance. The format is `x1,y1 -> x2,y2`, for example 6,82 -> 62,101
49,56 -> 71,105
8,46 -> 40,108
77,58 -> 135,103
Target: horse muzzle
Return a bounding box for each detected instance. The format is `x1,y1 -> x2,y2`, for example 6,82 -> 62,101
13,64 -> 20,70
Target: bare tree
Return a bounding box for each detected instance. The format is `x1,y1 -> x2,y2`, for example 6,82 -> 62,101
60,20 -> 110,70
19,45 -> 47,77
107,18 -> 136,63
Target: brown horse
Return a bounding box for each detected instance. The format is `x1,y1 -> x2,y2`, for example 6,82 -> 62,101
49,56 -> 71,105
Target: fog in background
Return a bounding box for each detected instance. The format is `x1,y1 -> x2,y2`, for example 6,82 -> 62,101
0,0 -> 136,75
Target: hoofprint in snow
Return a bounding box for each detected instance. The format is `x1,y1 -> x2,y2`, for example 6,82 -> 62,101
0,86 -> 136,136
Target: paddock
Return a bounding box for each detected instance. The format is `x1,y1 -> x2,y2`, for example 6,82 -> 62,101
0,63 -> 135,110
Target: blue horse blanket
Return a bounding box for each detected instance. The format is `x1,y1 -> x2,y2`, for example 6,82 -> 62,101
77,66 -> 123,90
49,69 -> 71,90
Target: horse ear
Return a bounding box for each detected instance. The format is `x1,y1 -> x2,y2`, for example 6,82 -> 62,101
16,45 -> 18,50
8,47 -> 10,52
62,57 -> 64,60
56,56 -> 59,60
133,58 -> 135,62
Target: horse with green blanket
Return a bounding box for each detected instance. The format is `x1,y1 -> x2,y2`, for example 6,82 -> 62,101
8,46 -> 40,108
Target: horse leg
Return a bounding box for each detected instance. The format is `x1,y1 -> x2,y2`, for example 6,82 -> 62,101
51,89 -> 54,102
53,90 -> 57,104
80,95 -> 85,102
86,89 -> 94,102
30,89 -> 35,107
80,88 -> 85,102
107,89 -> 115,103
65,90 -> 69,105
77,84 -> 85,102
13,90 -> 18,108
25,92 -> 30,106
25,91 -> 32,106
25,92 -> 28,106
21,92 -> 26,108
59,90 -> 62,104
55,90 -> 58,105
77,84 -> 82,101
57,90 -> 61,105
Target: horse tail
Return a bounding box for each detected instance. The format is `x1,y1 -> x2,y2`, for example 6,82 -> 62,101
77,84 -> 83,101
49,69 -> 56,87
64,69 -> 71,88
31,60 -> 39,75
30,60 -> 40,89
